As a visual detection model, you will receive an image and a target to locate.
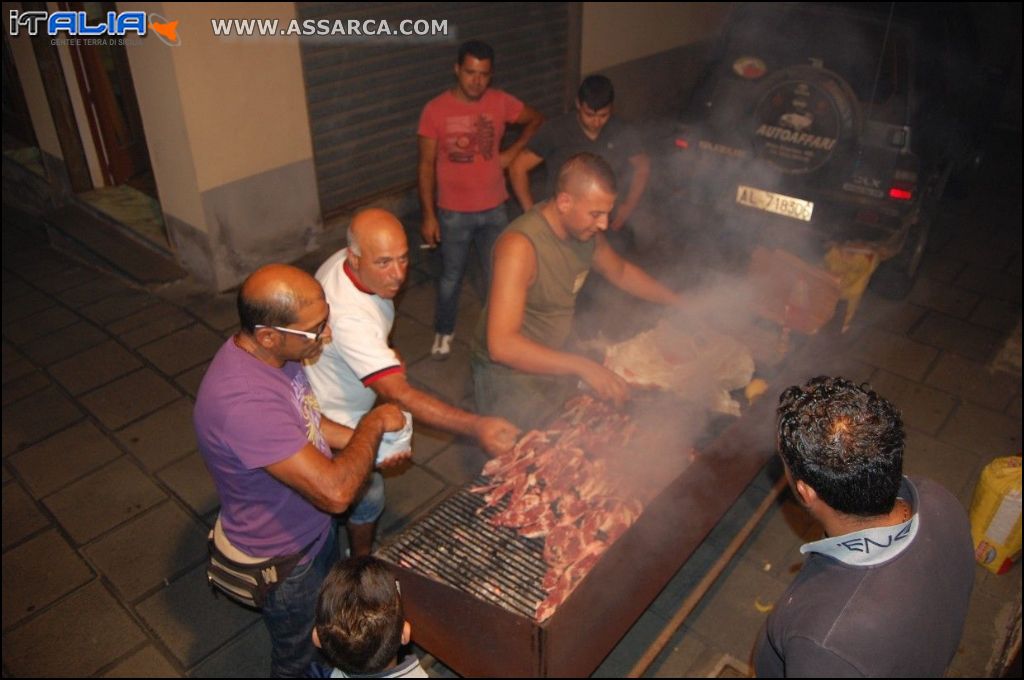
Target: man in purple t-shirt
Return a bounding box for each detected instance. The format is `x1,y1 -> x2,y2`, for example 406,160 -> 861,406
194,264 -> 405,678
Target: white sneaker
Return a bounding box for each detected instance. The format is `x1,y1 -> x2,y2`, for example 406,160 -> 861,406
431,333 -> 454,360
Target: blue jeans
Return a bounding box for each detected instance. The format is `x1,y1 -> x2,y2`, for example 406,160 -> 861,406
261,471 -> 382,677
434,205 -> 508,335
262,525 -> 337,678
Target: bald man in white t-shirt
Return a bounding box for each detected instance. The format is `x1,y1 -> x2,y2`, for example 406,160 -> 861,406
304,209 -> 519,553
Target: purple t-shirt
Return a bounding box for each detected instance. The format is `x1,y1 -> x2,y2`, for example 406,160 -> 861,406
194,339 -> 332,559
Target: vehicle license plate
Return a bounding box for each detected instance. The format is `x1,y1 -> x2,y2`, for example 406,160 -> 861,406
736,185 -> 814,221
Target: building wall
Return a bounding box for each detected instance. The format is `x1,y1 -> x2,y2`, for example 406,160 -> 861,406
165,5 -> 314,190
581,2 -> 730,75
121,2 -> 319,290
579,3 -> 732,121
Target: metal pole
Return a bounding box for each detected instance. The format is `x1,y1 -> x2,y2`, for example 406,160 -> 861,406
627,477 -> 788,678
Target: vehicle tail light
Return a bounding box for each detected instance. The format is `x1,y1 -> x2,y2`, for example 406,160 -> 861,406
674,138 -> 689,150
888,186 -> 913,201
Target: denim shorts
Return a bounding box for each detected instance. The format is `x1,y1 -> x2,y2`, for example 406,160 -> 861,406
348,471 -> 385,525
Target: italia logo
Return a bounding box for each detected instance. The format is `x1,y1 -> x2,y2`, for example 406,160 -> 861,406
8,9 -> 180,46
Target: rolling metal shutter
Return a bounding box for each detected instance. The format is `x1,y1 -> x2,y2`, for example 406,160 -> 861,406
298,2 -> 573,217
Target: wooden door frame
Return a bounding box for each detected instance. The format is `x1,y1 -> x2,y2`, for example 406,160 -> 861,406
60,0 -> 150,187
19,2 -> 91,193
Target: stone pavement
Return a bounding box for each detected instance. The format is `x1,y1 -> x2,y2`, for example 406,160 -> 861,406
2,132 -> 1020,677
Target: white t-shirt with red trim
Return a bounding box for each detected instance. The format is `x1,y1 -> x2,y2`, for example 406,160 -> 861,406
303,248 -> 402,428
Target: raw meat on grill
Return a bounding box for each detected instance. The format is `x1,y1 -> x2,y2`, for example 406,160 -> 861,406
535,550 -> 603,623
469,394 -> 651,621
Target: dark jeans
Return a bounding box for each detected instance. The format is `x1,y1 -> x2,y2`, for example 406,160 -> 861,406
262,525 -> 337,677
434,204 -> 507,335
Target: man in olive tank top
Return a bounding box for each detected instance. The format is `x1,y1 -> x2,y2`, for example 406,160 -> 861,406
471,153 -> 683,429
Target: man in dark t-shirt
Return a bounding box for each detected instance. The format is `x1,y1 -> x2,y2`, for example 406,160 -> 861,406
754,376 -> 974,677
509,75 -> 654,254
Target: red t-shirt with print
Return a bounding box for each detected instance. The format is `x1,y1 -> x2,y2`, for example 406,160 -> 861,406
418,88 -> 524,212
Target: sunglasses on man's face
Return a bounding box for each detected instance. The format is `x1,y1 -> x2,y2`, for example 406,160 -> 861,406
255,319 -> 328,342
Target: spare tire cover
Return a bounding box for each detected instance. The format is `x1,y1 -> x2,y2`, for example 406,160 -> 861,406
752,66 -> 858,174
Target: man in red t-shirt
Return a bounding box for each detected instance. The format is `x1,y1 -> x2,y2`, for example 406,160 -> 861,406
417,39 -> 543,360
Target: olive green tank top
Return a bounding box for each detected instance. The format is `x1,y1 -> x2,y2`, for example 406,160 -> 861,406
473,205 -> 596,363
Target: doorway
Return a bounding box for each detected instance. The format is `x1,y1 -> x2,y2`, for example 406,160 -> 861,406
62,1 -> 166,247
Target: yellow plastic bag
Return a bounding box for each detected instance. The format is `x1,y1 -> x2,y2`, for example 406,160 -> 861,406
969,456 -> 1022,575
824,245 -> 881,331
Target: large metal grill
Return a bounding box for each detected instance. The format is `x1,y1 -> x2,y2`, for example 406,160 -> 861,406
376,314 -> 841,676
375,384 -> 786,677
378,479 -> 548,620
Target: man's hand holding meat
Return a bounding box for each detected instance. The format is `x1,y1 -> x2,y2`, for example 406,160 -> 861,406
473,415 -> 522,455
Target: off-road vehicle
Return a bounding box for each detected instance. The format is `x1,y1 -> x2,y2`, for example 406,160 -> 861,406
664,2 -> 985,297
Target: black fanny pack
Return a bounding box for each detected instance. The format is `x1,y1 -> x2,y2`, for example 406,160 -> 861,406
206,536 -> 315,609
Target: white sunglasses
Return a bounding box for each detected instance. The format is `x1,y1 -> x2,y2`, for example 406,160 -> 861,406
254,320 -> 327,342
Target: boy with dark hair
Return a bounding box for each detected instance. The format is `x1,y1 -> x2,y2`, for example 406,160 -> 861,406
509,74 -> 654,253
309,557 -> 427,678
577,74 -> 615,111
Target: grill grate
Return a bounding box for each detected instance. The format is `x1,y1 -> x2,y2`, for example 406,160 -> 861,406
378,476 -> 549,619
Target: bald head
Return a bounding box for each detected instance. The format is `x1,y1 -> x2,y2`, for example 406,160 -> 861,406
347,208 -> 406,257
555,152 -> 617,199
345,209 -> 409,299
237,263 -> 324,333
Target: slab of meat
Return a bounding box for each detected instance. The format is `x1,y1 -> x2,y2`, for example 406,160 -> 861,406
469,394 -> 653,622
